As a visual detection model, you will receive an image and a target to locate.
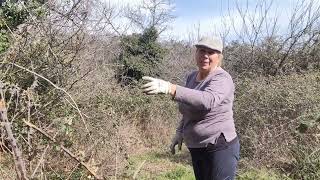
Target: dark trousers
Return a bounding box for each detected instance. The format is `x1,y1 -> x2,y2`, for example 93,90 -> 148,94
188,134 -> 240,180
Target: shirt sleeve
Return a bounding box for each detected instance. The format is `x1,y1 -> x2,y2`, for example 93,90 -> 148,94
176,119 -> 184,134
174,74 -> 234,111
174,72 -> 193,133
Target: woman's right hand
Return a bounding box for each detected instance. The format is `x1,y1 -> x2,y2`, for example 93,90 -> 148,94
141,76 -> 171,95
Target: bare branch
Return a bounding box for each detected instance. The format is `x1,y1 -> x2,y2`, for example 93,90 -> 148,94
23,120 -> 102,180
1,62 -> 90,135
30,145 -> 49,178
0,100 -> 28,180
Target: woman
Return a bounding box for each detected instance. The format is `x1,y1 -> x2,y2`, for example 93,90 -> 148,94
142,36 -> 240,180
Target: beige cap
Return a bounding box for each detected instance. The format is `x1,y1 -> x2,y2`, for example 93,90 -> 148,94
195,36 -> 223,53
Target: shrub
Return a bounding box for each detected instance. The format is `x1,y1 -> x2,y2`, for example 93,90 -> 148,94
289,106 -> 320,179
116,26 -> 167,84
0,0 -> 45,53
290,145 -> 320,180
234,71 -> 320,167
237,168 -> 291,180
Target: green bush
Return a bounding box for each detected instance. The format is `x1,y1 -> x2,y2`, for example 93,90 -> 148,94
0,1 -> 29,30
0,0 -> 46,53
117,26 -> 167,84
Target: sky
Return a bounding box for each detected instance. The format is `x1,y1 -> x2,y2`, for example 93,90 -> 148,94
102,0 -> 320,41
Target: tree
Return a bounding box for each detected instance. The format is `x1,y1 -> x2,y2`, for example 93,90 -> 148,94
125,0 -> 175,34
117,26 -> 167,84
222,0 -> 320,77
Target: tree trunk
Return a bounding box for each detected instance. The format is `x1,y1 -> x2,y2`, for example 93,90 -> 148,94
0,100 -> 28,180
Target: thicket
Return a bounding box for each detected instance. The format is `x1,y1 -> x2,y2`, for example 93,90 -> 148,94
0,0 -> 320,179
0,0 -> 178,179
0,0 -> 102,179
220,1 -> 320,178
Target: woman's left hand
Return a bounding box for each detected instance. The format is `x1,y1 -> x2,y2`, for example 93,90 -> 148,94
141,76 -> 171,95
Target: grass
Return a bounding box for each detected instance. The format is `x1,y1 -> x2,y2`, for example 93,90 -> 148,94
156,165 -> 194,180
121,147 -> 194,179
121,148 -> 294,180
1,149 -> 295,180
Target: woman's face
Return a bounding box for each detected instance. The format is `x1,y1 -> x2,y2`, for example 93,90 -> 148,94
195,47 -> 221,72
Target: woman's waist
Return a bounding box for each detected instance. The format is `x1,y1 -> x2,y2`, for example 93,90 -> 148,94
183,119 -> 236,138
183,112 -> 233,124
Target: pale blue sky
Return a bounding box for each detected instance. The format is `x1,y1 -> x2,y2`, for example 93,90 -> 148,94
105,0 -> 320,41
166,0 -> 310,41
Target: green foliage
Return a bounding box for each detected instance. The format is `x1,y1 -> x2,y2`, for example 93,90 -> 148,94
290,145 -> 320,180
296,106 -> 320,133
117,26 -> 167,84
0,0 -> 46,53
46,168 -> 89,180
0,1 -> 29,30
0,30 -> 9,53
0,0 -> 46,30
158,166 -> 194,180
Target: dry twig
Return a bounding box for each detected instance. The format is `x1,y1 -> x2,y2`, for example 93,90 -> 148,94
133,160 -> 146,179
0,62 -> 90,135
23,120 -> 102,180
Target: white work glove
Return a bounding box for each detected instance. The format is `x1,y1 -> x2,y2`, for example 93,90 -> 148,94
141,76 -> 171,95
170,133 -> 183,155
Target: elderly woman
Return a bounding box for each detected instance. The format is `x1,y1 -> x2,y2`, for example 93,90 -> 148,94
142,36 -> 240,180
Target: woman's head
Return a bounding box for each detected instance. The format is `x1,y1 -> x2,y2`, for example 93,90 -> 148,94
195,36 -> 223,73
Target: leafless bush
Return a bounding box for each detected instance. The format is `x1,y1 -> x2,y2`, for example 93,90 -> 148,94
160,41 -> 195,84
0,0 -> 108,178
0,0 -> 180,178
125,0 -> 175,34
234,71 -> 320,174
221,0 -> 320,77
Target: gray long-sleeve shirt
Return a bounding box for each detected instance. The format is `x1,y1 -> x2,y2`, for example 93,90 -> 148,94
174,67 -> 237,148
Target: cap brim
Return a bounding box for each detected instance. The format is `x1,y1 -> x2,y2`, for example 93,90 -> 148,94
195,44 -> 221,53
